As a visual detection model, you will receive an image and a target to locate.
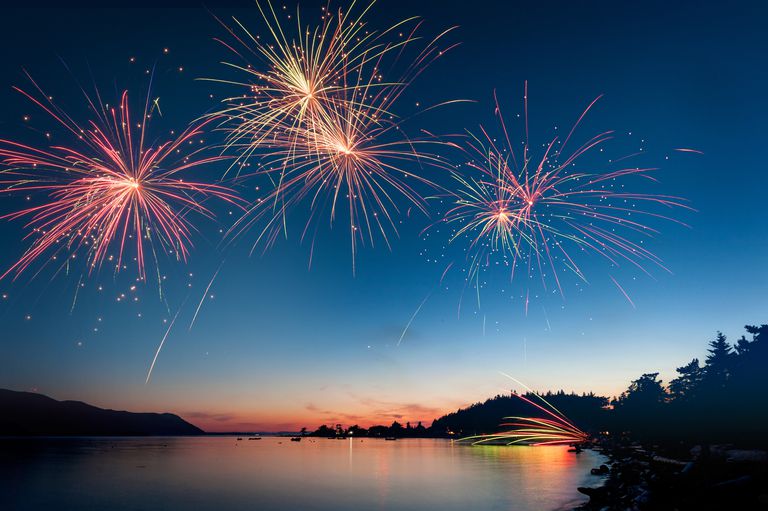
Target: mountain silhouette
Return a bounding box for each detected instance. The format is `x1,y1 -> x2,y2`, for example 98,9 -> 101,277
0,388 -> 203,436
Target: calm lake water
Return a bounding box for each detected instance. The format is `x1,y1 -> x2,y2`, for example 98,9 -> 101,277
0,437 -> 606,511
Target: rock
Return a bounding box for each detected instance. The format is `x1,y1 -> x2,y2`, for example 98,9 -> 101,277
709,444 -> 735,460
725,449 -> 768,463
634,489 -> 652,506
591,464 -> 610,475
577,485 -> 608,502
713,475 -> 753,489
651,455 -> 687,466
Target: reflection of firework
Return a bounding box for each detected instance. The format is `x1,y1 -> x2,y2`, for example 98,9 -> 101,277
440,83 -> 689,305
211,1 -> 457,270
0,74 -> 239,282
460,387 -> 589,446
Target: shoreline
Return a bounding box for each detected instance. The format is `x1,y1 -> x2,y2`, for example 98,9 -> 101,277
574,439 -> 768,510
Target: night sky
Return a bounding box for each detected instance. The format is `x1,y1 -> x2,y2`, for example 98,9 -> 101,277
0,0 -> 766,432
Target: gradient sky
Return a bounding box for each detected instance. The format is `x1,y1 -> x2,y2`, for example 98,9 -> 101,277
1,0 -> 766,432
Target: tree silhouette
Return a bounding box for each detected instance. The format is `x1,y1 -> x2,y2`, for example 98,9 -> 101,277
304,323 -> 768,447
617,373 -> 667,406
669,359 -> 703,402
706,332 -> 732,377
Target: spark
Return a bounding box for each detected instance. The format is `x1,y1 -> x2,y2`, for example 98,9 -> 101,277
189,259 -> 225,331
397,291 -> 432,346
146,302 -> 184,384
609,274 -> 636,309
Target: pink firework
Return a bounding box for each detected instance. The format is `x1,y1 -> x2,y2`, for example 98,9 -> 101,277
0,74 -> 240,282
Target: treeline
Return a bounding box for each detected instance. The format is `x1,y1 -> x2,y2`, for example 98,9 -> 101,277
305,421 -> 429,438
429,390 -> 608,437
608,324 -> 768,445
305,323 -> 768,446
304,391 -> 608,439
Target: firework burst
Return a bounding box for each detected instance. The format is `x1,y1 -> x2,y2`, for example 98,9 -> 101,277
209,0 -> 435,173
228,68 -> 456,270
0,73 -> 240,282
211,0 -> 458,270
439,83 -> 690,307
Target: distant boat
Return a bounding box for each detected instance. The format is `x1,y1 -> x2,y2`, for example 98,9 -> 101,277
290,437 -> 302,442
248,437 -> 262,440
385,437 -> 397,441
236,437 -> 243,441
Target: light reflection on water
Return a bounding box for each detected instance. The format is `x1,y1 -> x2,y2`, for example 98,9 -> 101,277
0,437 -> 605,511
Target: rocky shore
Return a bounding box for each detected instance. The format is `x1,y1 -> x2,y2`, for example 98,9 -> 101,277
575,439 -> 768,510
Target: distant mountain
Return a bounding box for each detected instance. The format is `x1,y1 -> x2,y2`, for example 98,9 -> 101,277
0,389 -> 204,436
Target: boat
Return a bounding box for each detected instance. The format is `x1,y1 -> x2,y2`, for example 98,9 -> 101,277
236,437 -> 243,441
385,437 -> 397,441
290,437 -> 302,442
248,437 -> 262,440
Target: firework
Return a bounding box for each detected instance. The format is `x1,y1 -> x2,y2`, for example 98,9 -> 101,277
440,83 -> 690,305
228,76 -> 456,270
460,381 -> 589,446
211,0 -> 457,269
0,73 -> 240,282
210,0 -> 445,172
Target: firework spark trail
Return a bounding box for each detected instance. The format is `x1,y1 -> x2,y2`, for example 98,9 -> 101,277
145,299 -> 186,384
397,290 -> 432,346
609,274 -> 636,309
0,72 -> 241,284
459,375 -> 589,446
189,259 -> 225,331
209,0 -> 459,271
499,371 -> 575,425
436,82 -> 691,308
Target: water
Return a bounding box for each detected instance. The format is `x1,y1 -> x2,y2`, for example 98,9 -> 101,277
0,437 -> 606,511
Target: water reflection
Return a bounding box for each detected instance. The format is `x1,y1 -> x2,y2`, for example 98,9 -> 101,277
0,437 -> 605,511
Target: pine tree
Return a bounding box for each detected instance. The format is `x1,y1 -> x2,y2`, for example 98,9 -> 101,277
669,358 -> 702,401
704,332 -> 733,392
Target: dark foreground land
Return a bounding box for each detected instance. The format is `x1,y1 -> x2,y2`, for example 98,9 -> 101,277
570,323 -> 768,510
575,438 -> 768,510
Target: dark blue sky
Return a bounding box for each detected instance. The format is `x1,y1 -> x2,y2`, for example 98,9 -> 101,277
0,1 -> 766,431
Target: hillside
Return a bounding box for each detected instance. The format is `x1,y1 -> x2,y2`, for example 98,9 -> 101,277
0,388 -> 204,436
